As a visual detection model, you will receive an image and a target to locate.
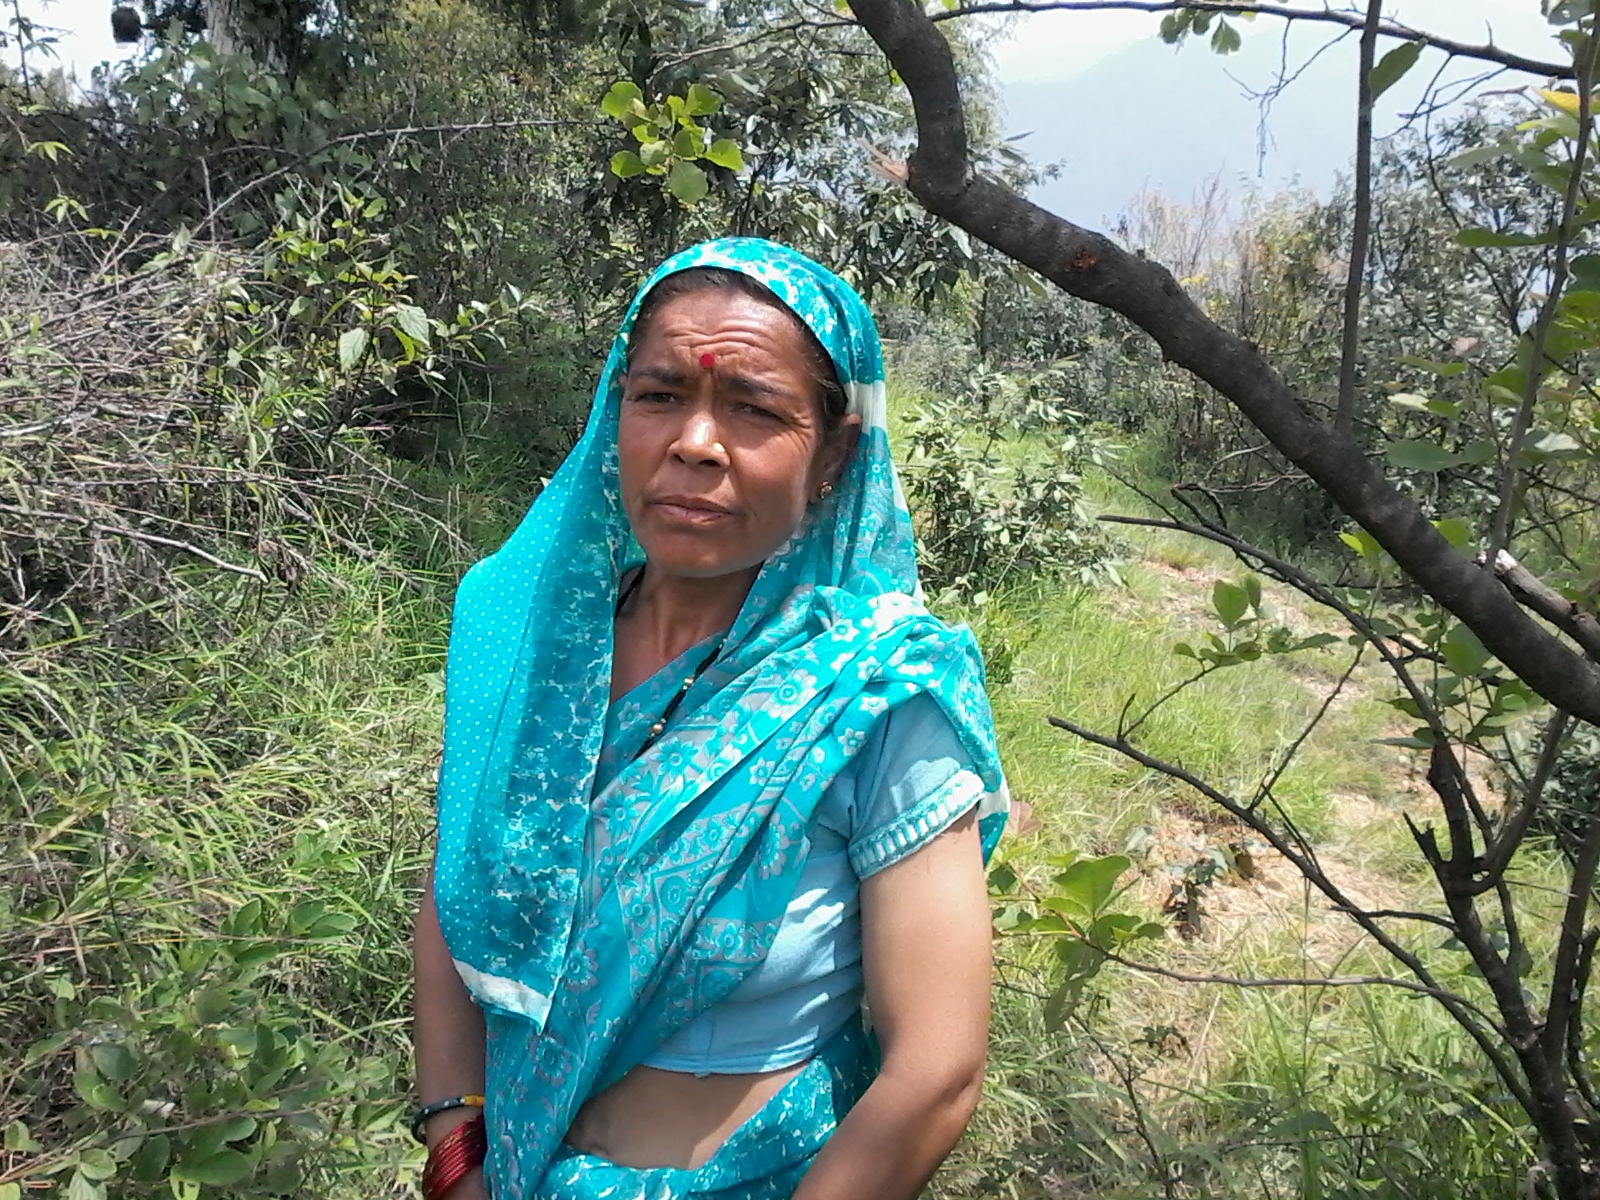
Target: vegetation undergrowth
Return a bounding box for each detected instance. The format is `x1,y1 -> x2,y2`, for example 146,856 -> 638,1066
934,452 -> 1556,1199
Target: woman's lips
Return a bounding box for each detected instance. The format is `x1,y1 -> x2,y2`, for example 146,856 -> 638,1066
652,499 -> 734,525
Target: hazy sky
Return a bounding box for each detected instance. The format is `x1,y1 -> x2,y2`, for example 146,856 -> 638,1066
989,0 -> 1561,86
11,0 -> 1568,95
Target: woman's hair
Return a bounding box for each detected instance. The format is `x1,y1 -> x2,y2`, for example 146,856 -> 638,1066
628,267 -> 850,434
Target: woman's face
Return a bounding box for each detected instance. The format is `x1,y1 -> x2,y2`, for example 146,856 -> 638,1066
618,288 -> 858,581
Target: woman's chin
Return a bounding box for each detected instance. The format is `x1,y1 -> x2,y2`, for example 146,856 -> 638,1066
638,536 -> 767,583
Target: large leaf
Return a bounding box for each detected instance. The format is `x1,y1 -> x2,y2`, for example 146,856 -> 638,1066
684,82 -> 721,115
1369,40 -> 1423,100
1047,853 -> 1131,919
1212,579 -> 1250,627
174,1150 -> 254,1186
667,160 -> 709,206
337,326 -> 369,372
1386,439 -> 1463,472
600,81 -> 643,119
704,138 -> 745,171
392,304 -> 430,346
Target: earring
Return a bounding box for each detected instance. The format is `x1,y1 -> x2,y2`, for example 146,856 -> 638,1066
817,481 -> 833,501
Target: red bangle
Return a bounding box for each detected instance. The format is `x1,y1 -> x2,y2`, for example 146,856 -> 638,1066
422,1113 -> 487,1200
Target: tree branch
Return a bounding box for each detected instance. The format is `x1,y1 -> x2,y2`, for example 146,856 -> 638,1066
0,504 -> 267,581
850,0 -> 1600,726
930,0 -> 1574,79
1490,550 -> 1600,663
1334,0 -> 1381,437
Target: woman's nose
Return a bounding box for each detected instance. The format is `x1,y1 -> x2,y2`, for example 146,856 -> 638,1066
672,407 -> 728,465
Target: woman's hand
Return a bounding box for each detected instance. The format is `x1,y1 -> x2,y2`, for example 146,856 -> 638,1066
791,807 -> 991,1200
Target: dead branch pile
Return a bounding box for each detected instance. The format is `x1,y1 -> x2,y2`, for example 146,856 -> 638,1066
0,227 -> 463,648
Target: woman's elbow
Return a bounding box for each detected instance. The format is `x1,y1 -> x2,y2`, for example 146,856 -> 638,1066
886,1049 -> 988,1137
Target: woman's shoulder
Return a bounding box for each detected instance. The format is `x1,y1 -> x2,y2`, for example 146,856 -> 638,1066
825,692 -> 988,879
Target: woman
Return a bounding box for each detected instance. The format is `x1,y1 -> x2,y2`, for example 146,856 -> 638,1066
413,238 -> 1008,1200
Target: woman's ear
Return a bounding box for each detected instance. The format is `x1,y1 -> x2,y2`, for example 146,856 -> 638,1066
816,414 -> 863,492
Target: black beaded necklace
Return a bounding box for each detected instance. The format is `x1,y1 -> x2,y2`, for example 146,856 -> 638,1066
615,566 -> 726,759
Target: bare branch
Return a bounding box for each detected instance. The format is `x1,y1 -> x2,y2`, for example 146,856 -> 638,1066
930,0 -> 1574,79
1043,711 -> 1533,1109
0,504 -> 267,581
1334,0 -> 1382,438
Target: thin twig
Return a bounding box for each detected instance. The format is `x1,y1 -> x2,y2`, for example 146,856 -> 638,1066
1334,0 -> 1382,437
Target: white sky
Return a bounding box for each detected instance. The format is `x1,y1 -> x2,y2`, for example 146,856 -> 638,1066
7,0 -> 136,85
990,0 -> 1562,85
8,0 -> 1571,90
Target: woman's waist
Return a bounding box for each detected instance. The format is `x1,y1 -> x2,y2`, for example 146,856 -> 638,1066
563,1059 -> 808,1171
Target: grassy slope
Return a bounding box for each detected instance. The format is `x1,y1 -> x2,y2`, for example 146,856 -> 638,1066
937,473 -> 1545,1199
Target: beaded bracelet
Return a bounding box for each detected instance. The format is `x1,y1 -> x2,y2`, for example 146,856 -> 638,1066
421,1113 -> 487,1200
409,1094 -> 485,1145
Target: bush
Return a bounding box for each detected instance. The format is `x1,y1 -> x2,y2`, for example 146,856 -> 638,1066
899,367 -> 1121,602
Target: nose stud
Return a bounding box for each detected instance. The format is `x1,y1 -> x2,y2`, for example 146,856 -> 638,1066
699,352 -> 716,369
713,442 -> 726,454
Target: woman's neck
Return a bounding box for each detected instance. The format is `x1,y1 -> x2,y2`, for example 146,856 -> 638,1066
624,562 -> 758,662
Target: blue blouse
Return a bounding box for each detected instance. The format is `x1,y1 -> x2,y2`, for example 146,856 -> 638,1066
590,641 -> 986,1076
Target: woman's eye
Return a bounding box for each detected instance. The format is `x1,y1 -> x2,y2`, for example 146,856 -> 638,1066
735,402 -> 780,421
632,391 -> 679,405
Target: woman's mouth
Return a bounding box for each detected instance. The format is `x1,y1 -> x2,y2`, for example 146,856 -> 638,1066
653,497 -> 734,524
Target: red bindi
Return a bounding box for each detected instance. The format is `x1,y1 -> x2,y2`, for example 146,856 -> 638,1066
699,352 -> 716,370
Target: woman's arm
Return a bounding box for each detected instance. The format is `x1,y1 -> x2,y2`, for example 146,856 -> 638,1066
791,807 -> 991,1200
414,865 -> 490,1199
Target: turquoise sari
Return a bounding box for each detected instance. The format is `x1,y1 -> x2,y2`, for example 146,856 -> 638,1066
432,239 -> 1007,1197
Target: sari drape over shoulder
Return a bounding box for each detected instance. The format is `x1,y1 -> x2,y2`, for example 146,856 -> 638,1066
431,239 -> 1008,1198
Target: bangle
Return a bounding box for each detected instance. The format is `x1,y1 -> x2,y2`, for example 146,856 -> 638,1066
409,1094 -> 485,1144
422,1113 -> 487,1200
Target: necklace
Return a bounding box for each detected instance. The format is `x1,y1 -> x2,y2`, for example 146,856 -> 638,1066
615,565 -> 726,758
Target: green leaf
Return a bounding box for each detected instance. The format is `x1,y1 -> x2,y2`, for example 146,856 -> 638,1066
1441,624 -> 1491,677
987,862 -> 1018,894
638,139 -> 671,170
1524,430 -> 1584,457
89,1041 -> 135,1082
1571,253 -> 1600,289
684,82 -> 721,115
1368,40 -> 1423,100
337,327 -> 369,372
174,1149 -> 254,1186
1048,854 -> 1131,918
65,1171 -> 101,1200
1431,517 -> 1474,550
610,150 -> 645,179
1386,439 -> 1463,471
1209,19 -> 1242,53
1212,580 -> 1249,627
672,127 -> 702,158
1339,528 -> 1382,561
73,1071 -> 122,1112
128,1134 -> 171,1183
1447,143 -> 1513,169
703,138 -> 745,171
77,1149 -> 117,1182
667,160 -> 709,206
392,304 -> 431,345
600,81 -> 642,119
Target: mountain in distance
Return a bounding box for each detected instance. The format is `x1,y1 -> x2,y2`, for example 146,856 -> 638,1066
1000,22 -> 1494,232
